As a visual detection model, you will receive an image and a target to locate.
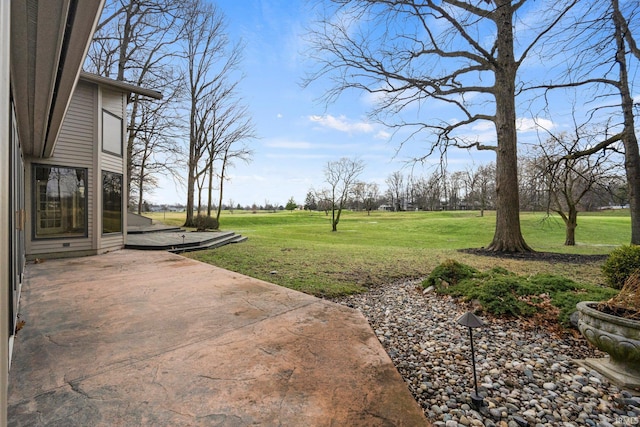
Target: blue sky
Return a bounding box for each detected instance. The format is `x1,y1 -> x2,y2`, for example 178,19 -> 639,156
150,0 -> 491,206
149,0 -> 630,207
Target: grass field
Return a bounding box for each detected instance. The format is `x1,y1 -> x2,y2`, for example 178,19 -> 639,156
146,209 -> 631,297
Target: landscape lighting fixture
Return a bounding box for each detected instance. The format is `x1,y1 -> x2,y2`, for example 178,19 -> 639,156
457,311 -> 485,409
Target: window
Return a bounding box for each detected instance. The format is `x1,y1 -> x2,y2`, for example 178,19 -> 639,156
102,171 -> 123,234
34,165 -> 87,238
102,110 -> 123,156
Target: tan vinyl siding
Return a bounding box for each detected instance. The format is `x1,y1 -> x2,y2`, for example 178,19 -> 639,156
50,82 -> 95,168
26,82 -> 96,257
101,234 -> 124,250
102,153 -> 123,172
101,88 -> 125,117
27,236 -> 92,256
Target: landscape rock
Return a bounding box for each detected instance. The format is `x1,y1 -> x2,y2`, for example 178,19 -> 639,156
333,279 -> 638,426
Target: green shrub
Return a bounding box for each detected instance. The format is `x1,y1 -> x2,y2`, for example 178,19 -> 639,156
422,259 -> 478,289
602,245 -> 640,289
444,274 -> 537,317
193,215 -> 219,231
425,261 -> 618,325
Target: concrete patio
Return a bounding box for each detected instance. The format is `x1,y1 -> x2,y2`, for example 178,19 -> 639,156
7,250 -> 427,426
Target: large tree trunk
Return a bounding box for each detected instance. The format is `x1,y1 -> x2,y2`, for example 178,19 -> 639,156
184,91 -> 197,226
331,206 -> 337,231
125,99 -> 139,210
185,169 -> 195,226
185,139 -> 196,226
197,179 -> 202,215
215,151 -> 228,224
564,208 -> 577,246
622,119 -> 640,246
613,1 -> 640,244
486,1 -> 532,252
136,161 -> 145,215
207,158 -> 214,217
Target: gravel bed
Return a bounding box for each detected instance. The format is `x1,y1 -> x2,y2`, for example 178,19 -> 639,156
332,279 -> 640,427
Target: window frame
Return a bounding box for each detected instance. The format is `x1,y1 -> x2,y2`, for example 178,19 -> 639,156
102,170 -> 123,235
32,164 -> 88,240
102,109 -> 123,157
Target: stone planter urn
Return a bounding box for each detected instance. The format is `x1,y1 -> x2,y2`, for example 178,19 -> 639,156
576,301 -> 640,390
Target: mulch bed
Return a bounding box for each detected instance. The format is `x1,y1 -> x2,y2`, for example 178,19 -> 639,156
459,248 -> 608,264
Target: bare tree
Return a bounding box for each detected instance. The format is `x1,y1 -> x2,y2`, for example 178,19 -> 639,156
363,183 -> 380,215
86,0 -> 182,207
130,93 -> 183,214
448,171 -> 466,210
535,0 -> 640,244
385,171 -> 404,212
314,188 -> 333,216
180,0 -> 251,227
532,131 -> 622,245
460,164 -> 496,216
519,158 -> 548,212
305,0 -> 578,251
413,173 -> 443,211
323,158 -> 365,231
214,141 -> 253,224
351,182 -> 366,211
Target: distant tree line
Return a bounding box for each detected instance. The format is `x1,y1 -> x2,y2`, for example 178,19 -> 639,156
299,146 -> 625,244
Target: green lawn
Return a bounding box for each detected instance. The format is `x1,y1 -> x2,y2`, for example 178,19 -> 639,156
146,209 -> 630,297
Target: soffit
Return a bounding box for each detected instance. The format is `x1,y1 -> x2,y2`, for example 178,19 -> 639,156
10,0 -> 104,158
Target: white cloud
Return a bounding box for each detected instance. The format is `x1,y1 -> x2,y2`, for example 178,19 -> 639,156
516,117 -> 555,133
374,130 -> 391,140
308,114 -> 375,134
471,121 -> 494,132
277,113 -> 283,119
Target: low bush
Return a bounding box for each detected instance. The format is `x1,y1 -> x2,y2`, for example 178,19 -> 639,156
423,261 -> 618,325
423,259 -> 478,289
601,245 -> 640,289
193,215 -> 219,231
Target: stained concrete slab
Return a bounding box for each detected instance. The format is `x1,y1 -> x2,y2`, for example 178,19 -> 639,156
8,250 -> 428,426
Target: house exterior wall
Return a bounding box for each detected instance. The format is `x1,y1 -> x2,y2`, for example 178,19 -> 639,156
9,106 -> 25,351
24,80 -> 127,259
1,1 -> 11,423
97,86 -> 127,251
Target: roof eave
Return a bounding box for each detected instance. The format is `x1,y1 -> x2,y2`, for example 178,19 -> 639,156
10,0 -> 105,159
79,72 -> 163,101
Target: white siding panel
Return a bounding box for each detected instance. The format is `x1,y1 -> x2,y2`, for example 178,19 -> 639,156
54,82 -> 96,168
102,89 -> 124,117
102,154 -> 123,172
101,234 -> 124,250
29,239 -> 93,255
